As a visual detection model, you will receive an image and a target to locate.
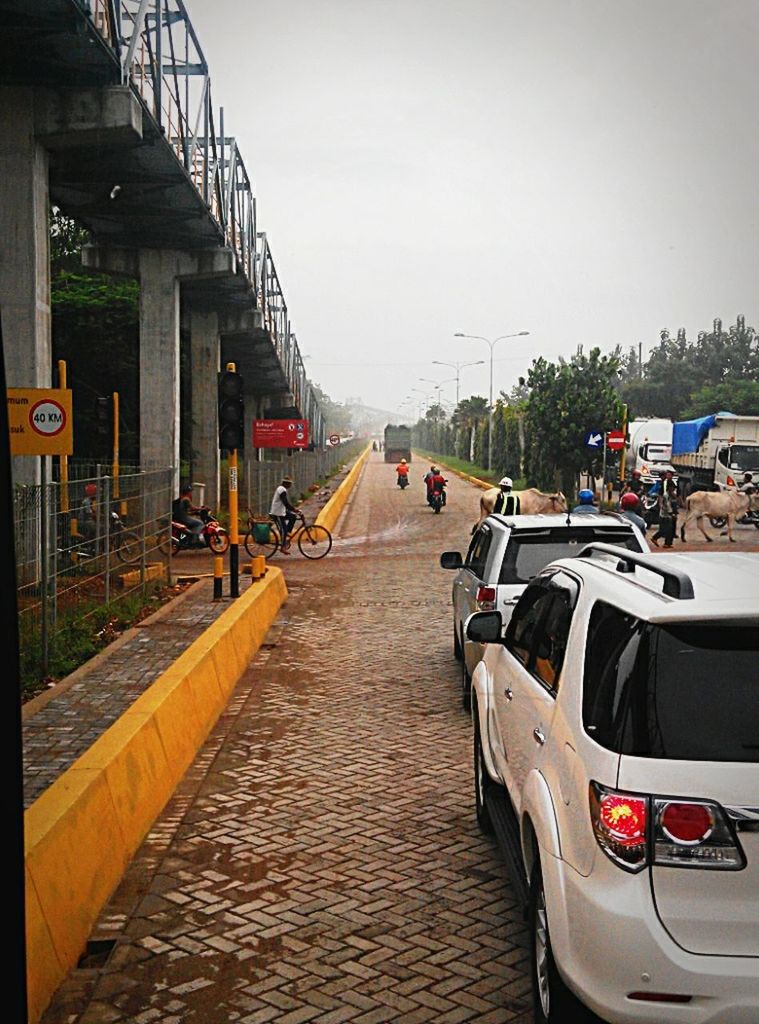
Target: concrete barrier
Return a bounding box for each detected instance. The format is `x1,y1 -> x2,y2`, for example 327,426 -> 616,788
315,443 -> 372,534
24,567 -> 288,1023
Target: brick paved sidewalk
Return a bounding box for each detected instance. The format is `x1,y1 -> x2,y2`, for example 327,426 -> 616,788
41,453 -> 533,1024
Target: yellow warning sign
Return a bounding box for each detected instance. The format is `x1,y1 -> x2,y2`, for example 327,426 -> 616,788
7,388 -> 73,455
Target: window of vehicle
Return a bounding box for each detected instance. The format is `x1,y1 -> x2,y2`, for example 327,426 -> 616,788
505,585 -> 554,668
583,602 -> 759,762
466,527 -> 492,578
728,445 -> 759,473
498,527 -> 641,585
532,590 -> 574,691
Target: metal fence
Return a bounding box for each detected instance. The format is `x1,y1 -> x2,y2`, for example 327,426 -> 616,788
242,441 -> 365,517
15,467 -> 173,682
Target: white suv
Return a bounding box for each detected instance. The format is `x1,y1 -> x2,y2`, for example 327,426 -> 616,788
466,547 -> 759,1023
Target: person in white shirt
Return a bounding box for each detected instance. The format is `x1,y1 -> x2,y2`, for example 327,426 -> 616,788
270,476 -> 298,553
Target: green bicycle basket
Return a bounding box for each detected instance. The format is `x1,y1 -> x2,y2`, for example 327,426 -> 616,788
253,521 -> 272,543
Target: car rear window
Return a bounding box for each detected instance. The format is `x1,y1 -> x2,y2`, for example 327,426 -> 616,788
498,528 -> 640,585
583,602 -> 759,762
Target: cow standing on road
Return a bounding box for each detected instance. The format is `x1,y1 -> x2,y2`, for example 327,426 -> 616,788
680,488 -> 759,543
475,486 -> 567,530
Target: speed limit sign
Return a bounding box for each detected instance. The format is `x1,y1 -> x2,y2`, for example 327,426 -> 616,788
329,433 -> 341,445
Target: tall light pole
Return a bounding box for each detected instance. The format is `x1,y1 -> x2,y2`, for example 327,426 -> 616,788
431,359 -> 485,406
454,330 -> 529,471
418,376 -> 457,410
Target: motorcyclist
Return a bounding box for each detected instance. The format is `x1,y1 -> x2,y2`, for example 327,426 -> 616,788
571,488 -> 598,514
80,482 -> 97,542
172,483 -> 205,546
622,469 -> 645,498
429,467 -> 447,507
396,458 -> 410,487
493,476 -> 521,515
619,491 -> 647,534
739,472 -> 755,493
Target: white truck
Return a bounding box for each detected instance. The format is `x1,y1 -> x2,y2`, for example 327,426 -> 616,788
671,413 -> 759,492
626,418 -> 674,483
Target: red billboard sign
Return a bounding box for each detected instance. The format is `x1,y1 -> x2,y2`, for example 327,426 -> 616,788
252,419 -> 309,449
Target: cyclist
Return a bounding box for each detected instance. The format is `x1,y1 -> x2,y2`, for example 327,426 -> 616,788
493,476 -> 521,515
270,476 -> 298,554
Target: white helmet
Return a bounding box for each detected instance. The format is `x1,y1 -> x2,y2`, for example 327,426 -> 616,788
499,476 -> 513,489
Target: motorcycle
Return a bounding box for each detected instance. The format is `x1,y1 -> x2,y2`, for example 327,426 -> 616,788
429,486 -> 446,513
163,506 -> 229,555
71,509 -> 142,564
397,474 -> 409,489
710,507 -> 759,530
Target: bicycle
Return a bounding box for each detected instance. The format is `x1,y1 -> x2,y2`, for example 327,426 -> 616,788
244,512 -> 332,560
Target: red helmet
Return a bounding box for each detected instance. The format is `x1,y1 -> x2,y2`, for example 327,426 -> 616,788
620,492 -> 639,510
84,483 -> 97,496
631,469 -> 642,478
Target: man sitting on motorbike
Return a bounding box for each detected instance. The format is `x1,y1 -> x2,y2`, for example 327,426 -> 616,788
80,482 -> 97,542
621,469 -> 644,498
428,467 -> 448,506
396,458 -> 410,487
172,483 -> 205,546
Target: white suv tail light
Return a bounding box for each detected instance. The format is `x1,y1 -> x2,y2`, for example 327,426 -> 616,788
590,784 -> 745,873
475,585 -> 496,611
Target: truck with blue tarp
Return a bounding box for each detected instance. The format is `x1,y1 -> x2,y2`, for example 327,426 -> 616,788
671,412 -> 759,492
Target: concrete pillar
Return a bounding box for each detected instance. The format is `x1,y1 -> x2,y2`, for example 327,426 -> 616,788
138,251 -> 182,487
189,310 -> 220,508
0,88 -> 51,486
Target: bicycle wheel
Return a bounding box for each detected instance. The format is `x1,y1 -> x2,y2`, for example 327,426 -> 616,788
244,522 -> 281,558
115,531 -> 142,564
208,530 -> 230,554
297,523 -> 332,559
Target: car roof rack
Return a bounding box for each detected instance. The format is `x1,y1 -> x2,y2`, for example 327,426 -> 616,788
577,543 -> 695,599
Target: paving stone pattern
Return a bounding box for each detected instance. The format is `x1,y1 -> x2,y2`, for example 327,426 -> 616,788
41,454 -> 533,1023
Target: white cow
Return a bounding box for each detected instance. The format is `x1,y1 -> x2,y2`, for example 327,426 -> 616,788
680,488 -> 759,543
475,487 -> 568,530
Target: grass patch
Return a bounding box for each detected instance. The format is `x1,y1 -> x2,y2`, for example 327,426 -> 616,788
414,450 -> 526,490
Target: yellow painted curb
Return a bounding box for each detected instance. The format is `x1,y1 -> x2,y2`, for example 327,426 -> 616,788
118,562 -> 166,587
315,443 -> 372,534
25,567 -> 288,1023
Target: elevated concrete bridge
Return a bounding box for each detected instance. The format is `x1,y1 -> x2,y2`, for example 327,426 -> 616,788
0,0 -> 324,500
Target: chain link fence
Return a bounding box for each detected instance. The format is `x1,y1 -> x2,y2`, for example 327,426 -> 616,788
15,467 -> 173,685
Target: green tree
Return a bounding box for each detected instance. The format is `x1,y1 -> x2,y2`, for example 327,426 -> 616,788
681,380 -> 759,419
523,348 -> 623,496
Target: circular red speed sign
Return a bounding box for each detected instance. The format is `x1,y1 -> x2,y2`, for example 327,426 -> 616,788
329,433 -> 340,445
606,430 -> 626,450
29,399 -> 67,437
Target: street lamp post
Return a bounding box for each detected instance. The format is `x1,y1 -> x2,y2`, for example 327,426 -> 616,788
418,376 -> 457,410
453,330 -> 530,471
431,359 -> 485,406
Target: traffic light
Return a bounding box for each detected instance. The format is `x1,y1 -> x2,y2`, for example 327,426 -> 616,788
95,396 -> 111,440
218,370 -> 245,450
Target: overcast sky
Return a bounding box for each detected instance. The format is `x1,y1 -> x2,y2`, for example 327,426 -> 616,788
189,0 -> 758,417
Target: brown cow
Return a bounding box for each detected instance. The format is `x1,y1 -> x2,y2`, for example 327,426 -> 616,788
680,488 -> 759,543
475,487 -> 568,530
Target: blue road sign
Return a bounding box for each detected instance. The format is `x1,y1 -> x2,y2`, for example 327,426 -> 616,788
584,429 -> 603,449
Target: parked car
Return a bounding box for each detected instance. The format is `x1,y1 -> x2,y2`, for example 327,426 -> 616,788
467,547 -> 759,1024
440,513 -> 648,710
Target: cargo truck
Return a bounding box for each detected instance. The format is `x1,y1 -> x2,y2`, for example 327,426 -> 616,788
671,412 -> 759,492
384,424 -> 412,463
626,418 -> 674,483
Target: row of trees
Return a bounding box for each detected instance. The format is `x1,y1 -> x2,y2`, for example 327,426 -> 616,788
412,315 -> 757,495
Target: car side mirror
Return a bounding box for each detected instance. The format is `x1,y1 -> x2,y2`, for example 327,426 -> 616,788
465,611 -> 503,643
440,551 -> 463,569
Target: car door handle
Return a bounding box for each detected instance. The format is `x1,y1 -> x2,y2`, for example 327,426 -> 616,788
533,727 -> 546,746
504,688 -> 513,701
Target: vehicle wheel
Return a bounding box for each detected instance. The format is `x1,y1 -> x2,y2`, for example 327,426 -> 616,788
157,530 -> 175,557
530,861 -> 599,1024
461,655 -> 472,712
208,530 -> 230,554
709,515 -> 727,529
115,531 -> 142,564
297,524 -> 332,559
473,710 -> 494,835
244,524 -> 280,559
453,625 -> 463,661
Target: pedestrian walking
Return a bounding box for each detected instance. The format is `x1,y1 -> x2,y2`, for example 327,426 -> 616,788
651,472 -> 678,547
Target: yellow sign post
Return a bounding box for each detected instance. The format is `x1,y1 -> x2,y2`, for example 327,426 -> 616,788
7,388 -> 73,456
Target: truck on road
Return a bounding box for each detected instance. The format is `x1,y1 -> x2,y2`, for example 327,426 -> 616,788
626,418 -> 674,483
383,424 -> 412,463
671,412 -> 759,492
